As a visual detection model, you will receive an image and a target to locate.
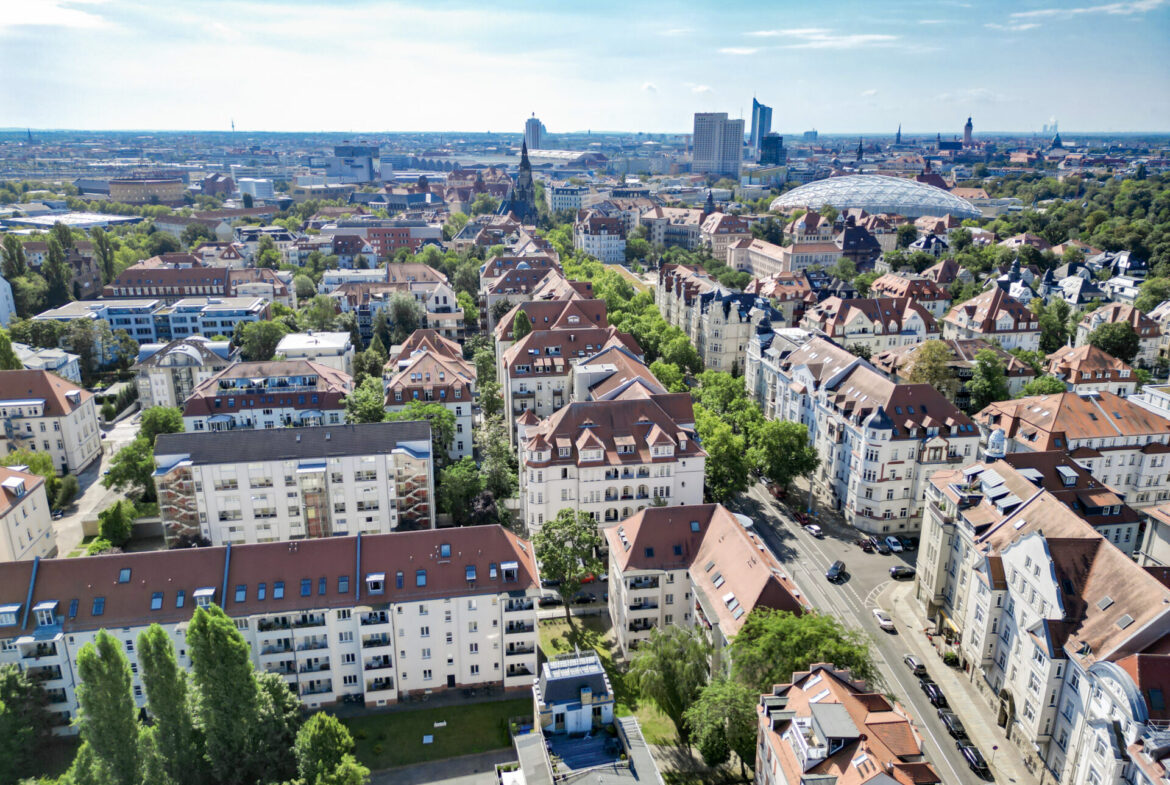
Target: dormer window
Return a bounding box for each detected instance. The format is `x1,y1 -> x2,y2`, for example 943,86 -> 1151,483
0,604 -> 20,627
193,587 -> 216,608
501,561 -> 519,582
366,573 -> 385,594
34,601 -> 57,626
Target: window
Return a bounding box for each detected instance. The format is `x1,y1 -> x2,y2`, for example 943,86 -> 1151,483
318,578 -> 327,596
416,570 -> 427,587
235,585 -> 246,603
421,648 -> 431,659
470,642 -> 479,654
423,669 -> 433,681
150,592 -> 163,610
118,568 -> 131,583
465,566 -> 477,582
300,579 -> 311,597
257,583 -> 266,601
440,543 -> 451,558
420,626 -> 430,637
68,599 -> 79,619
92,597 -> 106,616
338,576 -> 349,594
273,582 -> 285,599
176,590 -> 185,608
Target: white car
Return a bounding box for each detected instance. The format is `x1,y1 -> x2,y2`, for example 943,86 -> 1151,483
885,536 -> 904,553
872,609 -> 895,631
804,523 -> 823,538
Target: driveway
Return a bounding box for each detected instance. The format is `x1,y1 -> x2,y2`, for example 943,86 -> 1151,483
368,750 -> 516,785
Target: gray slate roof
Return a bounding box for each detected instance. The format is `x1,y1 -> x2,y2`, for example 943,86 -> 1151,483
154,421 -> 432,464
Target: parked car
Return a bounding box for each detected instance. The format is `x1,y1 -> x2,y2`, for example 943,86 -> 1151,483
795,511 -> 811,526
768,483 -> 787,501
872,609 -> 895,631
856,538 -> 874,553
938,709 -> 967,739
885,536 -> 904,553
52,510 -> 64,520
826,560 -> 847,583
538,594 -> 563,608
957,743 -> 992,779
898,536 -> 918,551
804,523 -> 823,538
572,592 -> 597,605
903,654 -> 926,677
890,565 -> 916,580
923,683 -> 948,708
869,536 -> 891,554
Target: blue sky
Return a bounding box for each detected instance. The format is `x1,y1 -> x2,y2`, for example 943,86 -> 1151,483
2,0 -> 1168,134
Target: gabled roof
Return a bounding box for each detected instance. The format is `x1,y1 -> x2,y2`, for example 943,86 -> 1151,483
975,390 -> 1170,450
493,299 -> 609,343
0,369 -> 93,416
944,287 -> 1037,335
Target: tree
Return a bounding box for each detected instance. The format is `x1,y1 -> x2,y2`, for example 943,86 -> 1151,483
344,376 -> 387,424
43,236 -> 73,308
104,434 -> 156,499
847,342 -> 872,361
470,193 -> 500,216
853,271 -> 880,297
473,347 -> 497,383
1032,297 -> 1072,354
476,414 -> 516,501
730,609 -> 880,692
293,274 -> 316,301
181,222 -> 214,248
242,192 -> 254,208
685,679 -> 759,778
294,713 -> 364,784
512,309 -> 532,341
967,349 -> 1010,412
64,319 -> 109,380
456,290 -> 479,324
75,630 -> 140,785
252,671 -> 303,784
301,294 -> 338,331
478,378 -> 504,419
828,258 -> 857,282
146,232 -> 181,256
443,211 -> 470,240
387,292 -> 423,343
386,400 -> 456,466
628,626 -> 709,749
1135,277 -> 1170,314
750,216 -> 784,245
239,320 -> 292,361
51,220 -> 75,251
905,340 -> 959,401
187,604 -> 262,785
695,408 -> 749,503
0,664 -> 52,783
91,226 -> 116,283
140,406 -> 184,443
138,725 -> 178,785
750,420 -> 819,491
439,457 -> 482,526
0,329 -> 22,370
99,499 -> 134,546
532,508 -> 603,626
255,234 -> 282,268
649,360 -> 688,393
55,474 -> 79,508
1088,321 -> 1141,365
895,223 -> 918,249
2,449 -> 59,501
660,333 -> 701,374
1019,375 -> 1068,396
2,234 -> 27,279
490,298 -> 515,324
137,624 -> 206,785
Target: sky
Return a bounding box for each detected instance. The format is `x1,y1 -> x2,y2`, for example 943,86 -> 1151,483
1,0 -> 1168,135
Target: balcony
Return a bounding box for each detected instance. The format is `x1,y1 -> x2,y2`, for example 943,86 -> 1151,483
260,641 -> 293,655
629,601 -> 659,612
505,599 -> 534,612
629,620 -> 653,633
297,637 -> 328,652
22,643 -> 59,659
299,661 -> 331,674
506,622 -> 535,636
363,634 -> 392,649
360,612 -> 390,626
365,657 -> 393,672
26,665 -> 63,683
627,577 -> 659,590
258,618 -> 291,632
294,614 -> 326,629
266,663 -> 296,676
367,678 -> 394,693
44,688 -> 68,705
301,682 -> 333,697
506,644 -> 535,656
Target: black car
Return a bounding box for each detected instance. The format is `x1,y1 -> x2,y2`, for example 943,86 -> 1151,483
869,536 -> 891,554
898,536 -> 918,551
826,560 -> 847,583
889,565 -> 916,580
938,709 -> 967,739
538,594 -> 563,608
957,742 -> 992,779
572,592 -> 597,605
923,683 -> 948,708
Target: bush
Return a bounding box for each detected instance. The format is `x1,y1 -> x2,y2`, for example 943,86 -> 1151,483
98,499 -> 133,546
943,651 -> 959,667
54,474 -> 79,508
101,401 -> 116,421
86,537 -> 113,555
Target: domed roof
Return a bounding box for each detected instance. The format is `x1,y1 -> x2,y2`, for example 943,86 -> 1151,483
770,174 -> 981,220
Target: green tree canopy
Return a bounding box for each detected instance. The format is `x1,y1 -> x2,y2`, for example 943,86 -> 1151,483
905,340 -> 959,402
1019,375 -> 1069,396
532,508 -> 603,626
649,360 -> 688,393
0,328 -> 22,371
0,664 -> 53,783
628,625 -> 710,749
239,320 -> 292,361
684,679 -> 759,778
439,457 -> 483,526
294,713 -> 363,784
1087,321 -> 1141,365
967,348 -> 1010,412
139,406 -> 184,444
695,406 -> 749,503
75,630 -> 141,785
1135,277 -> 1170,313
301,294 -> 338,331
344,376 -> 387,424
103,438 -> 158,502
512,309 -> 532,341
137,624 -> 206,785
750,420 -> 819,491
730,609 -> 880,693
385,400 -> 456,467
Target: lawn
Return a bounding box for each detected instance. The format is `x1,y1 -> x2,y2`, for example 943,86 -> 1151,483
539,616 -> 679,747
339,698 -> 531,770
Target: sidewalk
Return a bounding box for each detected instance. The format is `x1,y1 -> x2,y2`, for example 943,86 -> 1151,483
884,581 -> 1040,785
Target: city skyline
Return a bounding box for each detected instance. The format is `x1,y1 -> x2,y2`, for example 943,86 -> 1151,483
2,0 -> 1168,134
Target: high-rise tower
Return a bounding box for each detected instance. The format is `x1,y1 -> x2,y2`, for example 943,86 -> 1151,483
963,117 -> 973,146
749,98 -> 773,158
693,113 -> 744,178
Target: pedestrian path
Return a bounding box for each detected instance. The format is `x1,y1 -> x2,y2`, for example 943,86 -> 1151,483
883,581 -> 1040,785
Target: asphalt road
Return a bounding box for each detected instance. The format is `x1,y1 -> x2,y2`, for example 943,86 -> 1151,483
731,484 -> 989,785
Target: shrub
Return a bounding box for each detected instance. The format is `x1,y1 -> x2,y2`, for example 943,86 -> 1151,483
86,537 -> 113,555
101,401 -> 116,421
943,651 -> 959,667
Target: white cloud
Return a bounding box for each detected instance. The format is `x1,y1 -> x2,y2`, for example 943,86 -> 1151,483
860,88 -> 878,97
782,30 -> 899,49
0,0 -> 110,31
691,84 -> 713,94
641,82 -> 658,93
1012,0 -> 1166,19
985,21 -> 1041,31
719,46 -> 759,55
746,27 -> 828,37
918,19 -> 946,24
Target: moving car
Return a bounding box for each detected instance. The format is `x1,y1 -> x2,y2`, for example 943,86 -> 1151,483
885,536 -> 904,553
826,560 -> 847,583
804,523 -> 823,538
923,683 -> 948,708
872,609 -> 895,631
938,709 -> 967,739
890,565 -> 916,580
957,743 -> 992,779
903,654 -> 926,676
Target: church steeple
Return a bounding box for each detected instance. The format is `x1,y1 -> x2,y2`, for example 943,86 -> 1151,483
704,189 -> 715,216
856,138 -> 863,162
895,124 -> 901,145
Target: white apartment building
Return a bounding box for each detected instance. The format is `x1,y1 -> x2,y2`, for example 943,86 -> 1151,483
799,296 -> 940,355
12,343 -> 81,384
0,525 -> 540,732
0,275 -> 15,326
943,287 -> 1041,352
237,177 -> 275,199
153,422 -> 436,546
692,113 -> 743,177
603,504 -> 808,660
517,394 -> 706,533
1075,302 -> 1162,368
975,389 -> 1170,508
133,336 -> 234,409
384,342 -> 476,461
690,289 -> 785,375
0,466 -> 54,561
915,461 -> 1170,784
0,370 -> 101,475
699,213 -> 751,262
545,182 -> 586,213
573,210 -> 626,263
182,360 -> 352,433
275,331 -> 355,375
750,337 -> 981,534
727,238 -> 787,279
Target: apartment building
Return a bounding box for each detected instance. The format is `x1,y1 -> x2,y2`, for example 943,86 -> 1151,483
181,360 -> 352,432
692,113 -> 743,177
0,466 -> 54,561
871,338 -> 1037,411
36,297 -> 269,345
103,258 -> 290,306
384,343 -> 475,461
13,343 -> 81,384
1046,344 -> 1138,396
133,336 -> 235,409
639,207 -> 703,251
691,289 -> 785,374
603,504 -> 808,661
657,264 -> 718,339
492,299 -> 608,365
501,327 -> 641,439
1076,302 -> 1162,368
0,370 -> 100,474
545,182 -> 586,213
153,422 -> 435,545
517,393 -> 705,533
699,213 -> 751,262
481,269 -> 589,333
573,210 -> 626,263
0,525 -> 540,732
975,389 -> 1170,507
744,272 -> 814,326
727,238 -> 788,279
943,288 -> 1041,351
915,461 -> 1170,783
755,663 -> 940,785
570,345 -> 666,403
867,273 -> 952,318
799,296 -> 940,355
275,332 -> 355,375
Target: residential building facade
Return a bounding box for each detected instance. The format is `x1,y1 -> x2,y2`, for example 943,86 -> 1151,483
0,370 -> 101,474
133,336 -> 235,409
181,360 -> 352,432
943,288 -> 1041,352
0,466 -> 54,561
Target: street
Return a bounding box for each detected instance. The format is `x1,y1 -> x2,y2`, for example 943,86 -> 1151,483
730,483 -> 1026,785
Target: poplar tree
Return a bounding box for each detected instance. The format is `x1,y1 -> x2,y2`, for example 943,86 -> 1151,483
137,624 -> 206,785
75,630 -> 140,785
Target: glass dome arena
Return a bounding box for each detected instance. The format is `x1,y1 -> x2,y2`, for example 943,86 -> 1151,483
769,174 -> 981,220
